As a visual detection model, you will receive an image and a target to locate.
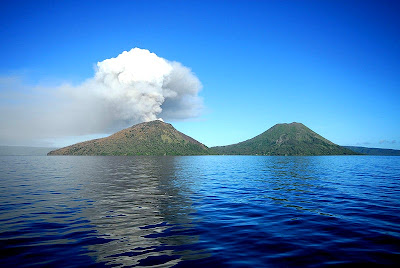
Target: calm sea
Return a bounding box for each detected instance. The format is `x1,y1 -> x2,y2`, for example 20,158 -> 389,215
0,155 -> 399,267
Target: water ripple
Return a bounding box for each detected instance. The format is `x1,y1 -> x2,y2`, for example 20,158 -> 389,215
0,155 -> 399,266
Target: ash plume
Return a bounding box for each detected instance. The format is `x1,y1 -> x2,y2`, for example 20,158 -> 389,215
0,48 -> 203,146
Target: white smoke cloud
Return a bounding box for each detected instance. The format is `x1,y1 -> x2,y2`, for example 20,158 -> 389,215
0,48 -> 203,146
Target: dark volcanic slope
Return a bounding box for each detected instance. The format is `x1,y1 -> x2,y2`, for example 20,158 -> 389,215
211,122 -> 357,156
48,120 -> 208,156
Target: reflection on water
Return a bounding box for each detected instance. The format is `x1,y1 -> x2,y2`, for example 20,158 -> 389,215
0,155 -> 399,267
72,156 -> 211,266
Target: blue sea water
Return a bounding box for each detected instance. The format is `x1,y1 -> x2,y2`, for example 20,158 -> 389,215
0,155 -> 399,267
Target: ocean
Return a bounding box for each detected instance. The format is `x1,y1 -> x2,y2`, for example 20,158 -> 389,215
0,155 -> 399,267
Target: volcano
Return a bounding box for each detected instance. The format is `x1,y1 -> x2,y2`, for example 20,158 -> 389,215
211,122 -> 357,156
48,120 -> 208,156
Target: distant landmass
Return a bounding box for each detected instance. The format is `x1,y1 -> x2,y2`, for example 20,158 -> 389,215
344,146 -> 400,156
211,122 -> 357,156
48,121 -> 360,156
0,146 -> 56,156
48,120 -> 209,156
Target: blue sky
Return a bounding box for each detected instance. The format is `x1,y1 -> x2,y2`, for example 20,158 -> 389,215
0,0 -> 399,149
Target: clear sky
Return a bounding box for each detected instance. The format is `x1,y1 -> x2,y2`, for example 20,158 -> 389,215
0,0 -> 399,149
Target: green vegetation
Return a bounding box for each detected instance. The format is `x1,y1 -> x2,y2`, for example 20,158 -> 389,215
48,121 -> 362,156
211,122 -> 358,156
344,146 -> 400,156
48,120 -> 209,156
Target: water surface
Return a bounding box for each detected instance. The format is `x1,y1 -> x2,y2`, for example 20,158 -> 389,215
0,155 -> 399,267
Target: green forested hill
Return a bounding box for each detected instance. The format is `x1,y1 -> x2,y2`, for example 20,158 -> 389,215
48,120 -> 209,156
211,122 -> 357,156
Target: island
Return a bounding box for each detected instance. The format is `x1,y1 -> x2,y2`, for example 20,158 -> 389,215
48,121 -> 359,156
